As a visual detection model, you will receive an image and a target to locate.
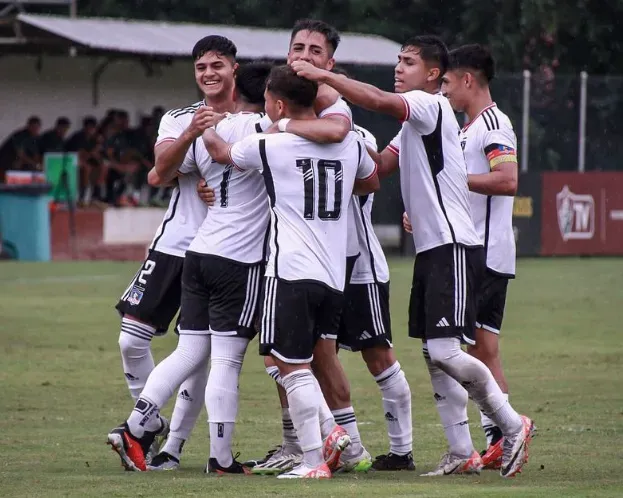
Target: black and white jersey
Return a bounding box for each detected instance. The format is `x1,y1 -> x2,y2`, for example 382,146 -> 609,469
149,102 -> 208,257
388,91 -> 481,253
350,125 -> 390,284
188,112 -> 272,264
461,103 -> 517,277
229,131 -> 377,292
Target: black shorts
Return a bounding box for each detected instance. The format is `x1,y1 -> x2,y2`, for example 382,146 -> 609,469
178,252 -> 263,339
476,271 -> 510,334
259,276 -> 344,364
338,282 -> 392,352
408,243 -> 484,345
115,250 -> 183,334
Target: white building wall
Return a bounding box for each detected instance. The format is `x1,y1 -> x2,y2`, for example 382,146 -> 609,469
0,55 -> 199,139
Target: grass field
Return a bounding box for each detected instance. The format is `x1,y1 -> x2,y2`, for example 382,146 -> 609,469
1,258 -> 622,497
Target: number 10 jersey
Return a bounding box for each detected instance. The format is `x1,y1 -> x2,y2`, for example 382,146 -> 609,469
229,130 -> 377,292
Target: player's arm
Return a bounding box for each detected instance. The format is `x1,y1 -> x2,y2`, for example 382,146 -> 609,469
147,167 -> 178,187
201,128 -> 231,165
154,107 -> 219,183
283,114 -> 351,144
468,141 -> 518,196
291,61 -> 406,120
353,143 -> 380,195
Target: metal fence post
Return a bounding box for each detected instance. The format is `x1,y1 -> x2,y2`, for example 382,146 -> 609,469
521,70 -> 531,173
578,71 -> 588,173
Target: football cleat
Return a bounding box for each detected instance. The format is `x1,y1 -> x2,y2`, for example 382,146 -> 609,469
322,425 -> 351,472
251,446 -> 303,475
371,451 -> 416,471
107,422 -> 155,472
420,451 -> 483,477
276,462 -> 331,479
481,437 -> 504,470
335,448 -> 373,473
500,415 -> 536,478
147,451 -> 180,471
206,453 -> 251,475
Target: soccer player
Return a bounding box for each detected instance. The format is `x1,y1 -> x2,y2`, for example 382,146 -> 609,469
149,61 -> 275,474
251,19 -> 373,474
108,35 -> 235,472
292,35 -> 534,478
206,65 -> 379,479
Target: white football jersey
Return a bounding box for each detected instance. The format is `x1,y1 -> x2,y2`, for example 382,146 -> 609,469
318,97 -> 360,258
350,125 -> 390,284
188,112 -> 272,264
389,91 -> 481,253
229,131 -> 377,291
461,103 -> 517,277
148,103 -> 208,258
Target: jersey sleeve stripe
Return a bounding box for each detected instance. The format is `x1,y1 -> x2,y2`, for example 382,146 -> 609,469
387,144 -> 400,156
398,95 -> 410,122
227,145 -> 245,171
359,163 -> 378,181
321,112 -> 352,125
155,137 -> 177,147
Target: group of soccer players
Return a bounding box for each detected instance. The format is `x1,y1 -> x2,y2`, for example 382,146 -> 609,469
106,18 -> 535,480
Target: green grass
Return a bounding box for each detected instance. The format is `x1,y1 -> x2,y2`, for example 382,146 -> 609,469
1,258 -> 622,497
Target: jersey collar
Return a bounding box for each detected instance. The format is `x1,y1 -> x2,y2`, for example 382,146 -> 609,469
462,102 -> 497,132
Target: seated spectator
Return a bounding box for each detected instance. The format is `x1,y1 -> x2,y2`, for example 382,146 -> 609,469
65,116 -> 108,208
39,117 -> 71,155
0,116 -> 42,180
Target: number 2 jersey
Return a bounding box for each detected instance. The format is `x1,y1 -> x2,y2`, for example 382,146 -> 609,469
149,101 -> 208,258
187,112 -> 272,264
229,131 -> 377,292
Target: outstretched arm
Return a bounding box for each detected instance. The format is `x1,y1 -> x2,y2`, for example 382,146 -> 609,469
202,128 -> 231,165
291,61 -> 406,120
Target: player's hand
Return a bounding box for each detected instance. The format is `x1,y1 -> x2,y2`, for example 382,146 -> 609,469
263,122 -> 280,134
197,179 -> 216,206
402,212 -> 413,233
186,106 -> 218,139
291,60 -> 328,82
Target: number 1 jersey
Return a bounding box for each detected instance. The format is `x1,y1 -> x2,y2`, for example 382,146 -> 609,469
229,130 -> 377,292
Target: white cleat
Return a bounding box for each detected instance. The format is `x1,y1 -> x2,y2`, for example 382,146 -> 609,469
252,446 -> 303,475
335,448 -> 373,473
146,451 -> 180,471
276,462 -> 331,479
420,451 -> 483,477
500,415 -> 535,478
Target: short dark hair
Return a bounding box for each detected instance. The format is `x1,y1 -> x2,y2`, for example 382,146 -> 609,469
266,65 -> 318,110
401,35 -> 449,77
83,116 -> 97,128
290,19 -> 341,56
56,117 -> 70,127
192,35 -> 237,61
332,65 -> 350,78
448,44 -> 495,83
236,62 -> 274,105
27,116 -> 41,126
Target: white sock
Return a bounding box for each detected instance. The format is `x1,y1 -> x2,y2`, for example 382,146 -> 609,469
480,393 -> 508,445
423,345 -> 473,457
127,396 -> 162,437
311,375 -> 336,439
427,338 -> 522,436
374,362 -> 413,455
332,406 -> 363,458
163,358 -> 209,460
119,318 -> 156,401
267,365 -> 301,452
282,369 -> 324,468
127,334 -> 211,437
205,336 -> 249,467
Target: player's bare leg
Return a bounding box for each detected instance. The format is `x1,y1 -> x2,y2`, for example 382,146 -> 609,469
361,345 -> 414,471
312,338 -> 371,471
468,327 -> 509,468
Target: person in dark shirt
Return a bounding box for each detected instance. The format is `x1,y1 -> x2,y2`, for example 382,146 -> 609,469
103,110 -> 140,206
66,116 -> 108,206
39,117 -> 71,156
0,116 -> 42,180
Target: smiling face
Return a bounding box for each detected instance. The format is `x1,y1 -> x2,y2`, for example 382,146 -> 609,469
394,46 -> 440,94
287,30 -> 335,71
194,51 -> 237,100
441,69 -> 471,112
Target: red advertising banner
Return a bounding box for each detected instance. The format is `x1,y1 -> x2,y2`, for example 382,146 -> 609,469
541,172 -> 623,255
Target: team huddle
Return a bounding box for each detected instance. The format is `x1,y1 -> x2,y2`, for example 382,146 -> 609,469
107,19 -> 535,480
